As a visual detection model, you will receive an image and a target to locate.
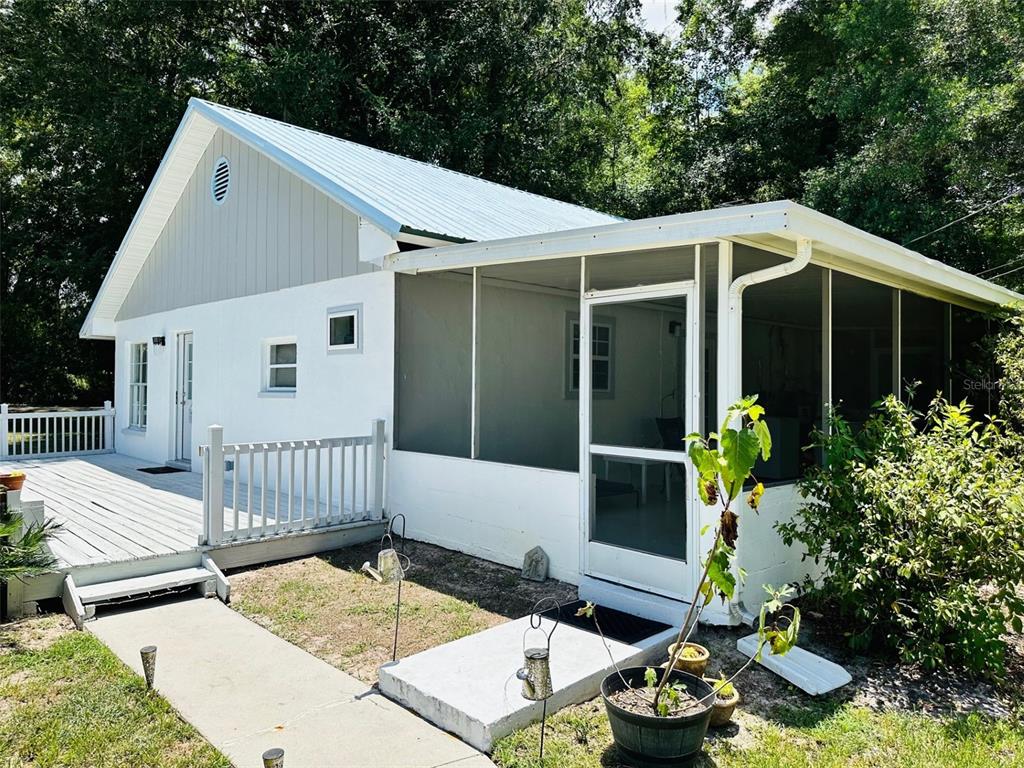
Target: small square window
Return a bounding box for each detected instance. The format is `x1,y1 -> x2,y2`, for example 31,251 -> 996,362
327,305 -> 362,352
266,340 -> 297,392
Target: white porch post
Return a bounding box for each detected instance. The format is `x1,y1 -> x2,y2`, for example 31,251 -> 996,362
822,270 -> 832,435
206,425 -> 225,545
0,404 -> 8,460
892,288 -> 902,398
102,400 -> 113,453
470,267 -> 481,459
372,418 -> 386,519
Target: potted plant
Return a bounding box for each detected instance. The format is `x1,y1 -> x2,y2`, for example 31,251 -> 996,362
585,397 -> 800,766
665,641 -> 709,676
1,487 -> 59,621
703,674 -> 739,727
0,471 -> 25,492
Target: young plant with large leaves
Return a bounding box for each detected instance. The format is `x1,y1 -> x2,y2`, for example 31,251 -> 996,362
651,396 -> 800,712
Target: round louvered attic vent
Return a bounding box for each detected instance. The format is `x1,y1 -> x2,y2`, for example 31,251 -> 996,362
210,156 -> 230,204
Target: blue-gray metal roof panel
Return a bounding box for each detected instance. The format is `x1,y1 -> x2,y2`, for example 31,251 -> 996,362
192,99 -> 623,242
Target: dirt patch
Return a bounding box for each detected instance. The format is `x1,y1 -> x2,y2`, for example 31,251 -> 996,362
0,613 -> 75,655
683,607 -> 1024,744
229,540 -> 576,684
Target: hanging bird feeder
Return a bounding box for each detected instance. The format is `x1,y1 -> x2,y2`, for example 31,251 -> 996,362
515,597 -> 562,761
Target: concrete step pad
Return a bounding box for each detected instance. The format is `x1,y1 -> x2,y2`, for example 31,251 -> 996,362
736,633 -> 852,695
379,613 -> 678,752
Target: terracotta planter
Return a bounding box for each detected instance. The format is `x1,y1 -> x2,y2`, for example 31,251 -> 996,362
666,642 -> 710,677
0,474 -> 25,492
703,678 -> 740,727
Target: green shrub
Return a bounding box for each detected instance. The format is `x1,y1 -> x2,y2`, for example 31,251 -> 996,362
779,395 -> 1024,676
993,303 -> 1024,435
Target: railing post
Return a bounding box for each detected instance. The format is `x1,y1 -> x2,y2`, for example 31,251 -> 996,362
102,400 -> 113,453
206,425 -> 225,545
372,419 -> 385,520
0,404 -> 8,460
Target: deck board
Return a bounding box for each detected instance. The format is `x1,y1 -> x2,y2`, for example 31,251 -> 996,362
5,454 -> 207,569
4,453 -> 359,571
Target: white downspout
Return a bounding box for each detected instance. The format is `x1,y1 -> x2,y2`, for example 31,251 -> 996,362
704,236 -> 813,627
723,237 -> 814,418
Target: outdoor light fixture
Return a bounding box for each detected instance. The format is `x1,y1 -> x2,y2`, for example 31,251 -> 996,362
140,645 -> 157,689
516,597 -> 562,762
152,336 -> 166,346
377,513 -> 410,661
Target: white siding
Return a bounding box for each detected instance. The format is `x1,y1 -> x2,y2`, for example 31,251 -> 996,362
113,271 -> 395,468
118,129 -> 371,321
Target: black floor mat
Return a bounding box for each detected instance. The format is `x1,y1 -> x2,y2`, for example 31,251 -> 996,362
541,599 -> 671,645
137,466 -> 185,474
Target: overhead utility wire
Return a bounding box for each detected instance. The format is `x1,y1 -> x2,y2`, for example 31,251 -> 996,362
902,189 -> 1022,247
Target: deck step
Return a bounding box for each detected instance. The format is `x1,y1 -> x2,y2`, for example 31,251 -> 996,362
75,567 -> 215,604
62,559 -> 231,629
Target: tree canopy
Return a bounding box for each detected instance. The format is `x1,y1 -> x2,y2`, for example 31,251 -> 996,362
2,0 -> 1021,404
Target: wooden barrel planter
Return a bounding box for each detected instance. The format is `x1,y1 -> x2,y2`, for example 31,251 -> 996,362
601,667 -> 714,767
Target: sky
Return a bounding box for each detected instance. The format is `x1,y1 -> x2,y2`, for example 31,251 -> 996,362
638,0 -> 681,36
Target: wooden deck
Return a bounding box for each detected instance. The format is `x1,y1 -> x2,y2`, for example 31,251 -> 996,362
8,453 -> 208,569
9,452 -> 382,571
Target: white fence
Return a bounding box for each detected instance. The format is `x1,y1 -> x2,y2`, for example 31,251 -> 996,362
1,402 -> 115,459
200,420 -> 386,545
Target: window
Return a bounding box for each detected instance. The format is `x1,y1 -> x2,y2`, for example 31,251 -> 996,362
569,317 -> 614,395
327,305 -> 362,352
129,343 -> 148,429
267,341 -> 297,391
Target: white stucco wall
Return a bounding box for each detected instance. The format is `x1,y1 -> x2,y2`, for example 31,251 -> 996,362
113,270 -> 395,467
734,482 -> 819,612
388,450 -> 581,584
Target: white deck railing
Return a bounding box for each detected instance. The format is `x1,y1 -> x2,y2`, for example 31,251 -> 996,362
200,420 -> 386,545
1,402 -> 115,460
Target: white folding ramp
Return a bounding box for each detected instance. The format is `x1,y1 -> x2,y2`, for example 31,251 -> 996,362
736,633 -> 852,695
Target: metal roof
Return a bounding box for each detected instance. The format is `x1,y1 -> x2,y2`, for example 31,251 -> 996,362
191,99 -> 622,243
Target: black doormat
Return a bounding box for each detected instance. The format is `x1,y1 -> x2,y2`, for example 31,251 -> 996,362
137,466 -> 185,475
540,599 -> 671,645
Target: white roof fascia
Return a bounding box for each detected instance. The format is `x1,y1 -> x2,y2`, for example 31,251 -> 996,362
385,200 -> 1020,310
783,205 -> 1021,309
384,201 -> 794,273
189,99 -> 404,239
80,106 -> 217,339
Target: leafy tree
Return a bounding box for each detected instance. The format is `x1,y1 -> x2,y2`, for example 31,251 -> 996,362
781,396 -> 1024,677
0,0 -> 644,404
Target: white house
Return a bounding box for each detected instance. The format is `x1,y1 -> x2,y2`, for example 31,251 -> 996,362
78,98 -> 1019,625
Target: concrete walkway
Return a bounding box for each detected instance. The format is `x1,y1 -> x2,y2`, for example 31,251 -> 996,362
89,597 -> 495,768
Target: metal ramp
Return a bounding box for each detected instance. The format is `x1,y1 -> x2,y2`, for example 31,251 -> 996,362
62,553 -> 230,629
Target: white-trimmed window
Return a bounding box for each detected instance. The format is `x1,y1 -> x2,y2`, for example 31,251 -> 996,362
568,318 -> 614,395
129,343 -> 148,428
266,340 -> 297,391
327,305 -> 362,352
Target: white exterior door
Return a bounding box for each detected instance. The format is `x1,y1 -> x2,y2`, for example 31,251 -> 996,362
175,332 -> 194,463
580,281 -> 701,600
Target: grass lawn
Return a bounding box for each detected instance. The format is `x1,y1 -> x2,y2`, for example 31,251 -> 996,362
230,539 -> 569,683
0,614 -> 230,768
492,697 -> 1024,768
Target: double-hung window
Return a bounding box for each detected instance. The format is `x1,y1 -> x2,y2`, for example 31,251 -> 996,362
129,343 -> 148,428
568,317 -> 614,395
267,341 -> 297,391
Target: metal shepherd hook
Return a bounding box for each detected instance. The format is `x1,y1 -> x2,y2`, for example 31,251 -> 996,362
516,596 -> 562,762
378,513 -> 410,662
